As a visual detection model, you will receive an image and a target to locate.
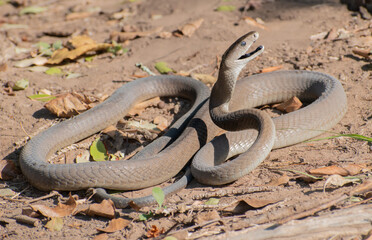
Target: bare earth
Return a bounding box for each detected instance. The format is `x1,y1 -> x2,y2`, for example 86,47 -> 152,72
0,0 -> 371,239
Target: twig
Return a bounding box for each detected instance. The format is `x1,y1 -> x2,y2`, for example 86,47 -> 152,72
192,186 -> 279,200
25,191 -> 62,204
14,215 -> 40,227
11,186 -> 30,199
277,194 -> 348,225
342,196 -> 372,209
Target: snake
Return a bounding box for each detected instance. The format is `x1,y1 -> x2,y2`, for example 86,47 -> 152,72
19,31 -> 347,207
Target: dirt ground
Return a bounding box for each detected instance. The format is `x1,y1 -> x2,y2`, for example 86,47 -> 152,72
0,0 -> 371,239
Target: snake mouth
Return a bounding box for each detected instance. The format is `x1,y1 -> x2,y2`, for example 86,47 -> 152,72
238,45 -> 264,61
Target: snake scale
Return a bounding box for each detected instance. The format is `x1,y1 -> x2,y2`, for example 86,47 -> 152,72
20,32 -> 347,207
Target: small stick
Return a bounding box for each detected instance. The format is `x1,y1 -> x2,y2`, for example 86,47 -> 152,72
192,186 -> 279,200
25,191 -> 62,204
14,215 -> 40,227
277,194 -> 348,225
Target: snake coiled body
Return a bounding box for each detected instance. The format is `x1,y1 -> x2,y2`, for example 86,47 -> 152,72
19,32 -> 347,205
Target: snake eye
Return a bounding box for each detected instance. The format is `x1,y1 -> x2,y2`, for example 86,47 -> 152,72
241,41 -> 246,46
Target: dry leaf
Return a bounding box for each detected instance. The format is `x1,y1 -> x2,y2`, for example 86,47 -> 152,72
31,194 -> 77,218
342,164 -> 366,175
44,93 -> 95,118
92,233 -> 109,240
102,125 -> 119,138
0,159 -> 20,180
47,35 -> 112,64
153,116 -> 168,131
110,27 -> 163,42
97,218 -> 130,233
323,174 -> 359,191
260,65 -> 283,73
65,12 -> 94,21
224,197 -> 282,214
272,96 -> 303,113
128,97 -> 161,116
178,18 -> 204,37
45,217 -> 64,231
309,165 -> 350,176
86,199 -> 115,219
128,201 -> 141,211
352,48 -> 371,59
243,16 -> 267,30
194,210 -> 220,225
22,208 -> 40,218
191,73 -> 217,84
146,225 -> 165,238
268,174 -> 290,186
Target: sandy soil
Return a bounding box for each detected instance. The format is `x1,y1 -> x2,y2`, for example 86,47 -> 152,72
0,0 -> 371,239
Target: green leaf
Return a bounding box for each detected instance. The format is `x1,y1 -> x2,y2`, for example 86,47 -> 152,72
139,211 -> 154,221
90,138 -> 108,161
45,67 -> 63,75
216,5 -> 236,11
84,56 -> 95,62
152,187 -> 165,208
205,198 -> 219,205
12,79 -> 29,91
45,217 -> 63,231
53,40 -> 62,50
154,61 -> 174,74
20,6 -> 46,15
309,134 -> 372,143
28,94 -> 56,102
36,42 -> 51,50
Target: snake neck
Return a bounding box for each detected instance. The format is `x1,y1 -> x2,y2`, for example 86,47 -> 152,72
210,62 -> 242,113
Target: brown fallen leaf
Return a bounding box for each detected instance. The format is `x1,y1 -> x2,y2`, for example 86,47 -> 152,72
153,115 -> 168,131
309,165 -> 350,176
224,197 -> 282,214
127,97 -> 161,116
194,210 -> 220,225
97,218 -> 130,233
65,12 -> 94,21
342,164 -> 367,175
352,48 -> 371,59
146,225 -> 165,238
44,93 -> 96,118
92,233 -> 109,240
272,96 -> 303,113
268,174 -> 290,186
86,199 -> 116,219
31,194 -> 77,218
47,35 -> 112,64
0,159 -> 20,180
22,208 -> 40,218
110,27 -> 163,42
243,16 -> 267,30
260,65 -> 283,73
177,18 -> 204,37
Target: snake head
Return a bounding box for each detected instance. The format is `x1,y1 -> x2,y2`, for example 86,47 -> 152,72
222,31 -> 264,70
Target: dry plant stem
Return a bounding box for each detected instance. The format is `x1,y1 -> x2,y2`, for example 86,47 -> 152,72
25,191 -> 62,204
11,186 -> 30,199
277,194 -> 348,225
19,121 -> 32,139
14,215 -> 40,227
192,186 -> 279,200
342,196 -> 372,209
